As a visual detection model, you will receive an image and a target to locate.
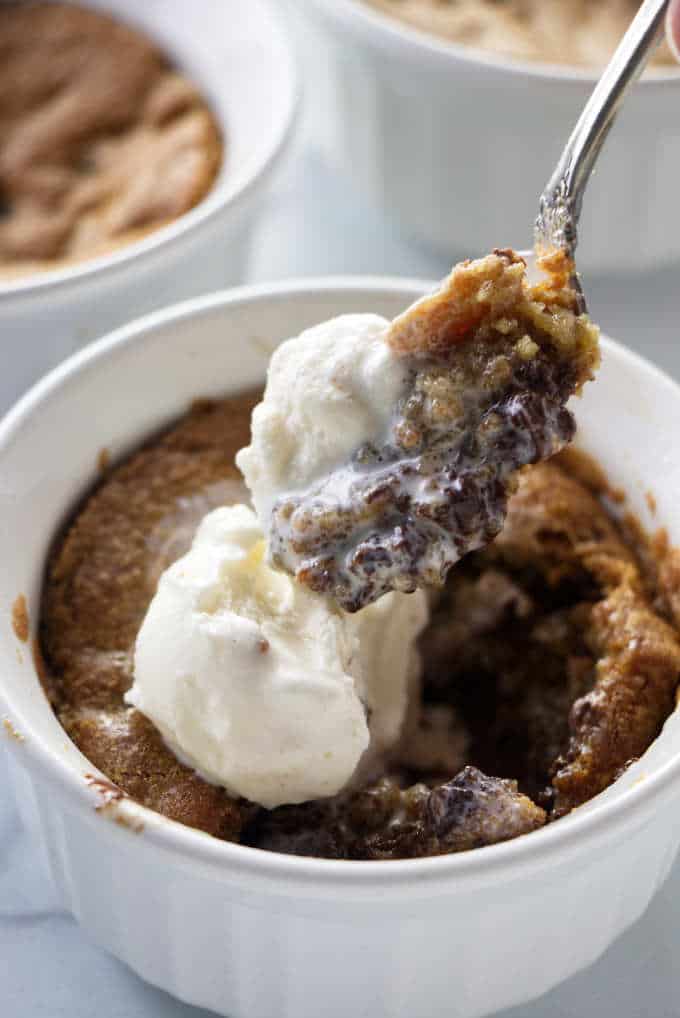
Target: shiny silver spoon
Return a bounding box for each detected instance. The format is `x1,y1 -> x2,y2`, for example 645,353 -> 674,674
535,0 -> 670,312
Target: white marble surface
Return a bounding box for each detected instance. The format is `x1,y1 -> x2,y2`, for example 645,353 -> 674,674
3,81 -> 680,1018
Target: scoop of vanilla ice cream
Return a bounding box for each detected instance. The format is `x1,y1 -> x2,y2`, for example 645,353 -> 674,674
236,314 -> 409,523
127,504 -> 428,808
351,592 -> 425,764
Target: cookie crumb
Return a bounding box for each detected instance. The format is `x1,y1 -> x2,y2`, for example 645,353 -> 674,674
3,717 -> 24,742
98,448 -> 111,475
86,773 -> 125,807
85,773 -> 144,832
11,594 -> 29,643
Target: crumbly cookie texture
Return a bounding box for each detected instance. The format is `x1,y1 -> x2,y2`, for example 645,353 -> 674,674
364,0 -> 675,67
494,465 -> 680,815
270,249 -> 600,611
480,466 -> 680,814
248,462 -> 680,859
246,768 -> 546,859
0,3 -> 222,279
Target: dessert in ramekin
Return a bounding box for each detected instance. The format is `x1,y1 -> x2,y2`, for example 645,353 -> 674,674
3,275 -> 680,1017
287,0 -> 680,275
36,251 -> 608,858
0,0 -> 297,412
0,3 -> 223,281
362,0 -> 676,67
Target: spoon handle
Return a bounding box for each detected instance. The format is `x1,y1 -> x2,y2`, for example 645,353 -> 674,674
535,0 -> 670,261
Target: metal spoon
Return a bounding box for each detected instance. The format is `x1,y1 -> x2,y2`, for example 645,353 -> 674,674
535,0 -> 670,312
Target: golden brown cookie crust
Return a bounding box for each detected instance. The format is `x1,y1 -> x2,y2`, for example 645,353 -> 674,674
489,461 -> 680,813
42,394 -> 257,837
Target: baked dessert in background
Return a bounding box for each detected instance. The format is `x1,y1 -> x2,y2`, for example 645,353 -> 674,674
363,0 -> 676,67
0,3 -> 222,281
40,394 -> 680,858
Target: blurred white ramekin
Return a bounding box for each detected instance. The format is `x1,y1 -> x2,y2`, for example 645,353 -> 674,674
0,0 -> 298,413
3,278 -> 680,1018
287,0 -> 680,276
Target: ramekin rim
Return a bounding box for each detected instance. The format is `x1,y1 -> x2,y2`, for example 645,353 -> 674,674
0,0 -> 299,300
3,275 -> 680,889
306,0 -> 680,86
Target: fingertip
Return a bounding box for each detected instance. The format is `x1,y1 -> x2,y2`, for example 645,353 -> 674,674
666,0 -> 680,63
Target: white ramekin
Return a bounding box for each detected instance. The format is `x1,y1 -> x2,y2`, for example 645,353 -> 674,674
3,279 -> 680,1018
287,0 -> 680,276
0,0 -> 298,414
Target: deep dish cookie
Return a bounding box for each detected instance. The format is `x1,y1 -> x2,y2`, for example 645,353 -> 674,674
40,395 -> 680,859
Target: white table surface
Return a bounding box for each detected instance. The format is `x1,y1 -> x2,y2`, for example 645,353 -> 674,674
3,101 -> 680,1018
